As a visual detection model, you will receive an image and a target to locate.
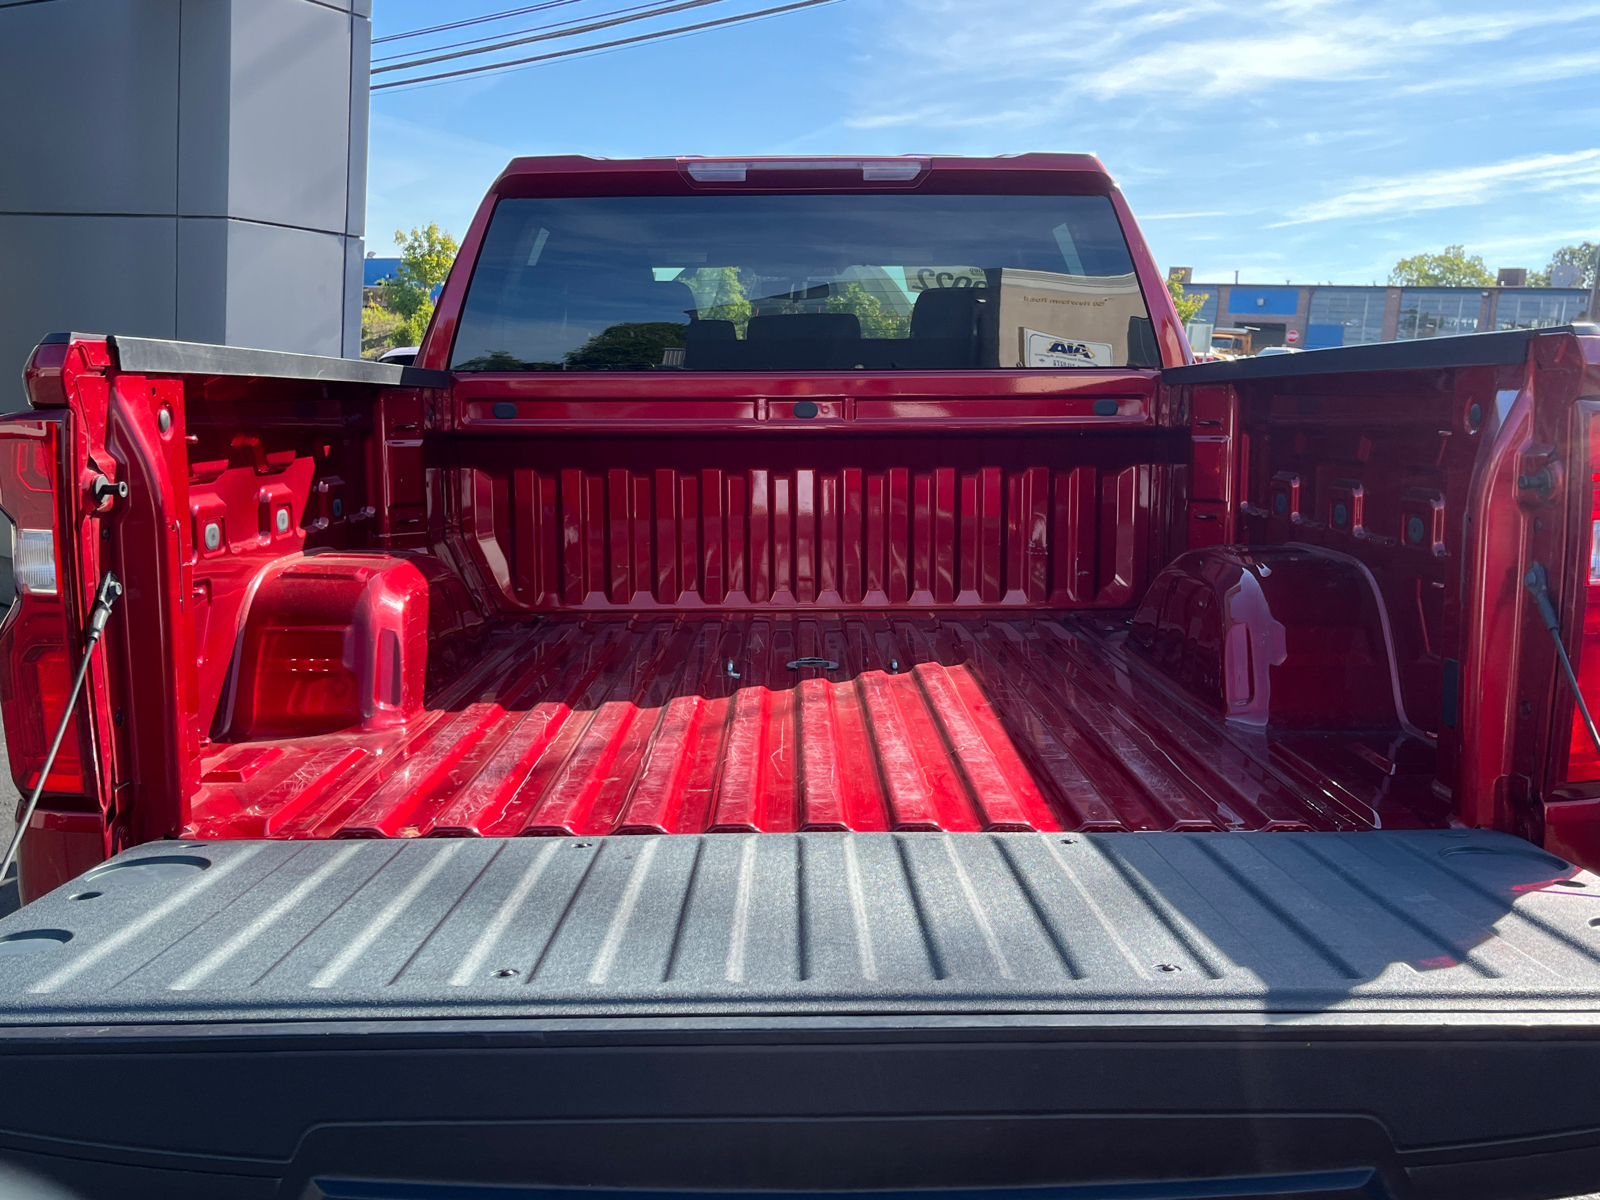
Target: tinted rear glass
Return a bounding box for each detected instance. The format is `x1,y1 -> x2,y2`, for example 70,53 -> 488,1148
450,195 -> 1156,372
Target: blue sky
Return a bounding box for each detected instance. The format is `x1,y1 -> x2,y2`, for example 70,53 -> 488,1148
367,0 -> 1600,285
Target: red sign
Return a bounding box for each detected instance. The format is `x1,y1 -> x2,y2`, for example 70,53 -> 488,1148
1286,329 -> 1300,344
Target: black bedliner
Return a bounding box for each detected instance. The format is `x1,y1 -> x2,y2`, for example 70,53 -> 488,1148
1,831 -> 1600,1198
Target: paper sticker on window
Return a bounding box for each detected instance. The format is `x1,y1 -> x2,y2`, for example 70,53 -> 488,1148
1023,329 -> 1112,368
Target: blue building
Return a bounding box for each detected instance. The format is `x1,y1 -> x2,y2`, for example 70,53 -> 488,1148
364,257 -> 401,287
1174,278 -> 1592,350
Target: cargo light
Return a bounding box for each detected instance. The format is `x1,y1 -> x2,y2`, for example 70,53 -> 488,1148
682,158 -> 929,183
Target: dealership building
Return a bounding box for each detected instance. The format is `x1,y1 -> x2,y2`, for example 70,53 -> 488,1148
1172,275 -> 1594,350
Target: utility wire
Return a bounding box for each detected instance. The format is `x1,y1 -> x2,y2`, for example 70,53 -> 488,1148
373,0 -> 691,64
373,1 -> 589,44
372,0 -> 838,90
373,0 -> 730,74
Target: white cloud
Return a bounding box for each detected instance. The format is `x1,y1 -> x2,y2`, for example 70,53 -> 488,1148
1082,4 -> 1600,99
848,0 -> 1600,125
1398,49 -> 1600,94
1271,150 -> 1600,225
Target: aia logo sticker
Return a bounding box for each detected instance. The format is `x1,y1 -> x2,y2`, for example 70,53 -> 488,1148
1022,329 -> 1112,368
1048,340 -> 1094,358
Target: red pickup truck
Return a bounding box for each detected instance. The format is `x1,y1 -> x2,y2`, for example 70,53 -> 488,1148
1,154 -> 1599,1200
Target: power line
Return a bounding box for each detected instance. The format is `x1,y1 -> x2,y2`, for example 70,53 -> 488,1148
373,0 -> 711,66
373,2 -> 589,45
373,0 -> 730,74
371,0 -> 840,90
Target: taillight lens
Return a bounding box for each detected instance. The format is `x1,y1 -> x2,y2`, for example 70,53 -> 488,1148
1568,432 -> 1600,781
14,529 -> 57,595
0,425 -> 87,795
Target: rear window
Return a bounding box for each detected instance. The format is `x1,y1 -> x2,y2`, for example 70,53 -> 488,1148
449,194 -> 1157,372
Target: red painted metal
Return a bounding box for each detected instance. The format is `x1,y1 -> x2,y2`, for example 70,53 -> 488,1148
449,442 -> 1168,613
1132,545 -> 1407,730
184,612 -> 1446,842
218,555 -> 429,740
447,373 -> 1161,433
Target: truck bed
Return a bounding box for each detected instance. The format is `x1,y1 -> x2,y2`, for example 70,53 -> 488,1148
187,613 -> 1448,841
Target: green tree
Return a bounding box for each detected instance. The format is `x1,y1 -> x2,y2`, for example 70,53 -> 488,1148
677,266 -> 753,333
360,302 -> 404,358
1528,242 -> 1599,289
377,223 -> 460,349
1167,276 -> 1210,324
1388,245 -> 1494,288
825,281 -> 911,339
564,322 -> 687,370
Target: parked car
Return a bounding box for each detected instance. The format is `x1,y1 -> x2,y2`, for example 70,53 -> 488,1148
378,344 -> 419,366
2,154 -> 1600,1199
1255,344 -> 1302,356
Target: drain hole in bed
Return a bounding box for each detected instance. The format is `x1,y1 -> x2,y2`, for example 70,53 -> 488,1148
0,930 -> 72,956
85,855 -> 211,884
1441,845 -> 1570,870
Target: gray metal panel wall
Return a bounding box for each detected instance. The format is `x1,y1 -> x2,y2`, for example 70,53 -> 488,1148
0,0 -> 371,407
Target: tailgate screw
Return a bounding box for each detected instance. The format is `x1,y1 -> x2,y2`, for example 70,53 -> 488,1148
493,968 -> 519,978
203,522 -> 222,552
726,659 -> 740,678
1060,837 -> 1076,845
275,508 -> 291,534
1155,963 -> 1182,972
91,475 -> 128,505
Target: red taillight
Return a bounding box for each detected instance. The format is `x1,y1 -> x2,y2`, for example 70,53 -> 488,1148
1569,431 -> 1600,781
0,422 -> 88,796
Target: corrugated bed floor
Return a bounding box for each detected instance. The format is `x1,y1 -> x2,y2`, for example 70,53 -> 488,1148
188,614 -> 1449,841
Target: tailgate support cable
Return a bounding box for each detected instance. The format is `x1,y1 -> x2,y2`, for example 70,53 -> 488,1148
0,572 -> 123,886
1525,562 -> 1600,757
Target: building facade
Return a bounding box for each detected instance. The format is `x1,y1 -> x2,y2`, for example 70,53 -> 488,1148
0,0 -> 372,410
1177,281 -> 1592,350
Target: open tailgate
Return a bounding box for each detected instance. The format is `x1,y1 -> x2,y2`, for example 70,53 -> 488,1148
0,829 -> 1598,1199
